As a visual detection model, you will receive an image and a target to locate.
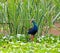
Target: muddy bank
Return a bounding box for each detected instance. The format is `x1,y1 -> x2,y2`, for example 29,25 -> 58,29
49,22 -> 60,35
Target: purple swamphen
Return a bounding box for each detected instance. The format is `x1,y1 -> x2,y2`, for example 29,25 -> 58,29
28,19 -> 38,41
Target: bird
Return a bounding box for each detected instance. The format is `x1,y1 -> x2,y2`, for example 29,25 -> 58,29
28,18 -> 38,41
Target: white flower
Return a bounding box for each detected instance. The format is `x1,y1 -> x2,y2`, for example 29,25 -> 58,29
58,49 -> 60,52
51,37 -> 54,40
17,34 -> 21,38
20,42 -> 26,45
0,51 -> 3,53
17,34 -> 25,38
9,42 -> 14,44
41,36 -> 45,38
45,52 -> 48,53
3,36 -> 7,39
10,36 -> 14,39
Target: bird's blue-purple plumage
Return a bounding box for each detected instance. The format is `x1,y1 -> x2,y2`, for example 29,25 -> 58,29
28,21 -> 38,35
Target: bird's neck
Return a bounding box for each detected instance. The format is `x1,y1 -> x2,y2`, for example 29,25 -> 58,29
32,21 -> 38,27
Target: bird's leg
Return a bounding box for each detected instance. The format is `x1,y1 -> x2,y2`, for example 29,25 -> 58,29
30,35 -> 34,41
